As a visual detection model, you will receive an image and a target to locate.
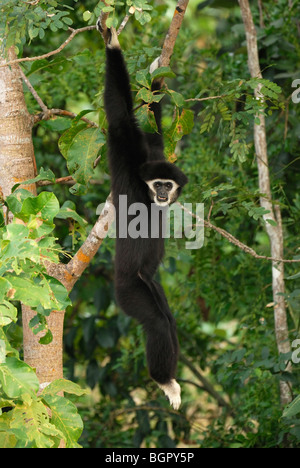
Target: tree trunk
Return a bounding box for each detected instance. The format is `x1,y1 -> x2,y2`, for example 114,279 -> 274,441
0,48 -> 36,206
0,48 -> 65,387
22,307 -> 64,386
238,0 -> 292,406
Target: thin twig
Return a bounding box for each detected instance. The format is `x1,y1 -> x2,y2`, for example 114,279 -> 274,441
34,108 -> 99,128
18,65 -> 49,114
179,353 -> 233,414
37,176 -> 73,187
185,94 -> 226,103
207,198 -> 214,222
117,7 -> 135,35
19,69 -> 100,128
0,26 -> 96,68
176,201 -> 300,263
37,177 -> 102,187
258,0 -> 265,28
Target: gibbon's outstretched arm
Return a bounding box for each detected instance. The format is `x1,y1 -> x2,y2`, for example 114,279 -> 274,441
97,24 -> 148,174
103,36 -> 133,127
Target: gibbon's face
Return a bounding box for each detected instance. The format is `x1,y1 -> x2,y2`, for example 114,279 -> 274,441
146,179 -> 180,207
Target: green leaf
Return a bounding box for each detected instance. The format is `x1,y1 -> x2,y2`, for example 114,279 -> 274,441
56,201 -> 87,227
179,109 -> 194,134
136,87 -> 153,103
41,274 -> 71,311
151,66 -> 176,80
39,329 -> 53,345
0,431 -> 17,448
5,189 -> 35,216
164,109 -> 194,159
0,208 -> 5,228
136,69 -> 151,88
102,6 -> 114,12
41,378 -> 88,397
10,400 -> 63,448
59,126 -> 105,186
3,276 -> 44,308
135,9 -> 151,25
283,395 -> 300,418
97,328 -> 115,348
0,357 -> 39,399
0,301 -> 17,327
42,394 -> 83,448
6,191 -> 60,237
167,89 -> 185,108
266,218 -> 277,226
0,277 -> 12,302
12,168 -> 56,192
20,192 -> 60,223
286,271 -> 300,280
3,274 -> 70,312
106,17 -> 118,29
68,182 -> 88,196
136,104 -> 158,133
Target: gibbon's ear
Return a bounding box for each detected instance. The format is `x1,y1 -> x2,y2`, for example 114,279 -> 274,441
139,161 -> 188,188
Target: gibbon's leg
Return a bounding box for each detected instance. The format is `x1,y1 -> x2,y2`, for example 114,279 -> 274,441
144,279 -> 181,411
139,272 -> 180,360
151,280 -> 179,358
115,274 -> 181,410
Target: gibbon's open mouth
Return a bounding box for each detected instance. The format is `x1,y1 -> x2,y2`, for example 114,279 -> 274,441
158,196 -> 168,201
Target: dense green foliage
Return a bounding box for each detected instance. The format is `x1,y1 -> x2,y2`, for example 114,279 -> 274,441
0,0 -> 300,448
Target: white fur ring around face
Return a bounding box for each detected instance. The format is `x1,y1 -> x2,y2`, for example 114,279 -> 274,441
158,379 -> 181,410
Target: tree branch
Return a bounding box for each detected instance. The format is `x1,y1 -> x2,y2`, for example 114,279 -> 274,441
185,94 -> 226,103
64,195 -> 115,291
0,26 -> 96,68
177,201 -> 300,264
34,108 -> 99,127
18,65 -> 49,114
179,353 -> 233,414
37,176 -> 102,187
239,0 -> 292,406
20,68 -> 100,127
159,0 -> 190,68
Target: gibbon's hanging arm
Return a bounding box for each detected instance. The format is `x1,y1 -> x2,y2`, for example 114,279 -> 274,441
96,5 -> 189,409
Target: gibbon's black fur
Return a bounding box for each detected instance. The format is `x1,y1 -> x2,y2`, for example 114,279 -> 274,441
98,24 -> 188,408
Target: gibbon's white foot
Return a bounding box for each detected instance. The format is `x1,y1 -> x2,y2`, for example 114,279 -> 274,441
96,18 -> 120,49
106,27 -> 120,49
149,56 -> 161,74
158,379 -> 181,410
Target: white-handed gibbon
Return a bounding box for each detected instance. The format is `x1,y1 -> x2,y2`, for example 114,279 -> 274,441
97,22 -> 188,409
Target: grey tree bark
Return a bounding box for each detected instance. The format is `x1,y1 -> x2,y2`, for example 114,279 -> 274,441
238,0 -> 292,406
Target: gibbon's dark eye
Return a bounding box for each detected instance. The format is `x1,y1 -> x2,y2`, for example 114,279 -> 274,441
154,182 -> 162,189
165,182 -> 173,191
